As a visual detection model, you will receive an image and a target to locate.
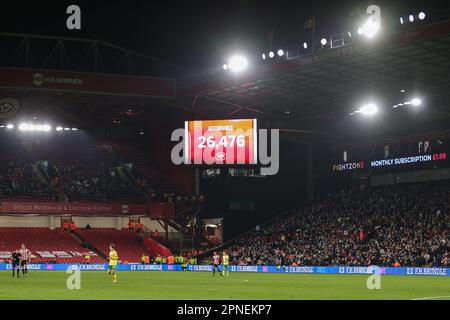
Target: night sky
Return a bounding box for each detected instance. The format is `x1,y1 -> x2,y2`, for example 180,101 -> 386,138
1,0 -> 442,73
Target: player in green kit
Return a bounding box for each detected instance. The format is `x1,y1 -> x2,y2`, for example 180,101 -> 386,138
222,251 -> 230,276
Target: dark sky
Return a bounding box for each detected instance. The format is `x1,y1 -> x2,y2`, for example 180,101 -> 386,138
1,0 -> 443,72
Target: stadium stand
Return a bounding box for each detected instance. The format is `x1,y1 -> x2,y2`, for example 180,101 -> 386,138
221,180 -> 450,268
75,228 -> 155,263
0,227 -> 104,264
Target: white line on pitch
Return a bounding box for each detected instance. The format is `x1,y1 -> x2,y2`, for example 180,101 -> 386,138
412,295 -> 450,300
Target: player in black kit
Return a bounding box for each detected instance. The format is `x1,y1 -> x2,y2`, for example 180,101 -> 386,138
11,250 -> 21,278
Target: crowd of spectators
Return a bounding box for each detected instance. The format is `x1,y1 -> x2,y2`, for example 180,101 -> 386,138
0,159 -> 58,200
62,163 -> 142,202
226,180 -> 450,267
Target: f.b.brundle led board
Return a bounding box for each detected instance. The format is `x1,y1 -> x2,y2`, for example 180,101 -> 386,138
184,119 -> 257,165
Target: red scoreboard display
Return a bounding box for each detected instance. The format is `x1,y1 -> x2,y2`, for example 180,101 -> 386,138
184,119 -> 258,165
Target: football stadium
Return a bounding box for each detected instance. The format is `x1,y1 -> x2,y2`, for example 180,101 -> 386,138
0,0 -> 450,304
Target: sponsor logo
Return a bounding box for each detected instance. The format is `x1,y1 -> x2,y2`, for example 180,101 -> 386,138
33,73 -> 44,86
32,72 -> 83,87
215,151 -> 227,161
0,98 -> 20,119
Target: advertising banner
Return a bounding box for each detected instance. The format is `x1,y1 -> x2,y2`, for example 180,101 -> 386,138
0,264 -> 448,276
0,67 -> 175,98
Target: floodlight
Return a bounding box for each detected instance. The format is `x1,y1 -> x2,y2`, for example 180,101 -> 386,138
357,28 -> 364,35
347,31 -> 352,38
303,42 -> 308,49
418,12 -> 425,20
64,127 -> 71,131
268,51 -> 275,58
6,124 -> 14,129
71,128 -> 78,131
359,103 -> 378,116
411,98 -> 422,106
228,55 -> 248,73
320,38 -> 327,46
56,127 -> 63,131
400,17 -> 404,24
262,53 -> 266,60
277,49 -> 284,57
409,14 -> 414,22
222,64 -> 228,71
360,20 -> 380,38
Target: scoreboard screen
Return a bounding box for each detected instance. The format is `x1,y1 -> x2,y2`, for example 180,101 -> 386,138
184,119 -> 257,165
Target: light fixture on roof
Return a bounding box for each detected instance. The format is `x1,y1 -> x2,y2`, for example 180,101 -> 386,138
6,124 -> 14,129
262,53 -> 266,60
352,103 -> 379,116
56,126 -> 63,131
277,49 -> 284,57
409,14 -> 414,22
303,42 -> 308,49
418,12 -> 426,20
320,38 -> 327,46
268,51 -> 275,58
228,55 -> 248,73
400,17 -> 404,24
222,63 -> 228,71
411,98 -> 422,106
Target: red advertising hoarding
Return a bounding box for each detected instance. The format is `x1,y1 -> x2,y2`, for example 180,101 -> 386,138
0,67 -> 175,98
0,202 -> 175,218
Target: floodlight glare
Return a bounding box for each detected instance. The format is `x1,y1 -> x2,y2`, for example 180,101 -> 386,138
320,38 -> 327,46
222,64 -> 228,71
228,55 -> 248,73
357,28 -> 364,35
360,20 -> 380,38
56,126 -> 63,131
43,125 -> 51,132
71,128 -> 78,131
277,49 -> 284,57
359,103 -> 378,116
418,12 -> 425,20
6,124 -> 14,129
64,127 -> 71,131
268,51 -> 275,58
411,98 -> 422,106
409,14 -> 414,22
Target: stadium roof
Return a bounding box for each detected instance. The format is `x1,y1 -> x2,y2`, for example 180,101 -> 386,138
1,16 -> 450,143
176,17 -> 450,145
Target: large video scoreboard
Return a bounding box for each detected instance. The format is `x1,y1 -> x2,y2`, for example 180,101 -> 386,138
184,119 -> 257,165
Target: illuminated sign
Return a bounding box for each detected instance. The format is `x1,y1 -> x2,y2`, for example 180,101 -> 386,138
184,119 -> 257,165
332,153 -> 447,172
332,161 -> 365,171
371,153 -> 447,167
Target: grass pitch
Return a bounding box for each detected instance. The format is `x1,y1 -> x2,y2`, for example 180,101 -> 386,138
1,271 -> 449,300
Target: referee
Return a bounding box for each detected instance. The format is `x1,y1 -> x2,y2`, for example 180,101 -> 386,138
11,250 -> 21,278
